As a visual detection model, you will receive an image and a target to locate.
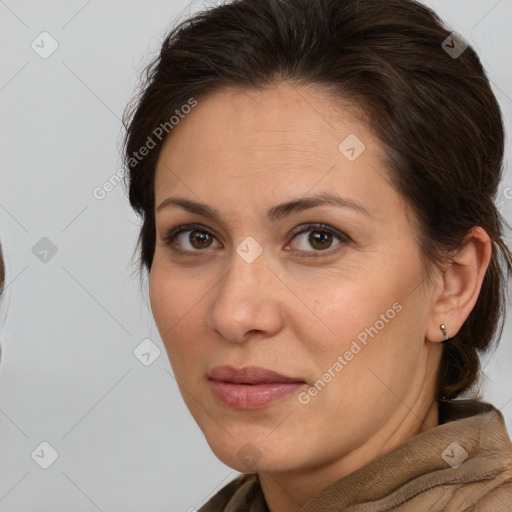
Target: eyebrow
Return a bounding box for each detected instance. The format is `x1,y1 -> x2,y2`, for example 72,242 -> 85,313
156,193 -> 372,223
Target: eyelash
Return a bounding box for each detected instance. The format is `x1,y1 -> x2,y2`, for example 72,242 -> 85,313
163,223 -> 349,258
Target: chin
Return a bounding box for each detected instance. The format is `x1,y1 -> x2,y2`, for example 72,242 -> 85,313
205,433 -> 303,474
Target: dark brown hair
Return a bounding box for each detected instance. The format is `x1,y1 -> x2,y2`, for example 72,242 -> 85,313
123,0 -> 512,400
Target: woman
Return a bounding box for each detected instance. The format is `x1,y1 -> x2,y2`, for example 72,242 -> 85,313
123,0 -> 512,510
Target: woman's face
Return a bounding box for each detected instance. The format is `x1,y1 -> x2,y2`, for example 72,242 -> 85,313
150,82 -> 443,474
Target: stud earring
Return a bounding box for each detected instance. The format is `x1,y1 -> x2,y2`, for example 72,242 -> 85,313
440,323 -> 449,341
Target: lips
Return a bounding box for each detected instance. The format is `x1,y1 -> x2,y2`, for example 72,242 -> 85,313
209,365 -> 304,384
209,365 -> 306,409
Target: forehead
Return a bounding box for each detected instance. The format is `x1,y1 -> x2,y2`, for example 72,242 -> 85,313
154,82 -> 391,213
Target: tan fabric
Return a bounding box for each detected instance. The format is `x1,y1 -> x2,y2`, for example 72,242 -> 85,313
199,399 -> 512,511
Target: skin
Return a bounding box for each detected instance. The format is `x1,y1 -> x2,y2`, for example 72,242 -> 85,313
149,82 -> 492,511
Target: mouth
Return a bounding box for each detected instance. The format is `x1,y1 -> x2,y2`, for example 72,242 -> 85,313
209,365 -> 305,384
208,365 -> 306,410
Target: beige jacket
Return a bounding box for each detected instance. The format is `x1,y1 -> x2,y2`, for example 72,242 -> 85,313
199,399 -> 512,511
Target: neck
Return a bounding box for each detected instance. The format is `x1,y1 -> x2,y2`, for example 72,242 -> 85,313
259,399 -> 439,512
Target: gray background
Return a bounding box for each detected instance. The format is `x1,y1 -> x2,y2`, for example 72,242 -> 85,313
0,0 -> 511,510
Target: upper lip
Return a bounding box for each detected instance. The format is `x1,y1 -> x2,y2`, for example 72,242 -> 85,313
209,365 -> 305,384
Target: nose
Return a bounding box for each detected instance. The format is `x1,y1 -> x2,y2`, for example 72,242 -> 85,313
207,248 -> 285,344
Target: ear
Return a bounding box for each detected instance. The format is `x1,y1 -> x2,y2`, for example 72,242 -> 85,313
425,226 -> 492,343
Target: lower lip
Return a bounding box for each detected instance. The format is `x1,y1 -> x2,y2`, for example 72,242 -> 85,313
209,380 -> 305,410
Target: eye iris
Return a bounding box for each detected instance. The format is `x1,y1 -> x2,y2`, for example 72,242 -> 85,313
190,230 -> 211,249
309,230 -> 332,250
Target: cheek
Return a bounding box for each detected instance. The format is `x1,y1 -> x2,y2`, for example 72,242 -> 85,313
300,272 -> 398,352
149,252 -> 199,327
298,257 -> 424,381
148,261 -> 211,369
148,263 -> 189,350
148,265 -> 172,331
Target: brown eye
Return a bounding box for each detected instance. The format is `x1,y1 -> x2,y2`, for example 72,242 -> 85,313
164,224 -> 221,252
188,230 -> 213,249
289,223 -> 348,255
308,230 -> 333,250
